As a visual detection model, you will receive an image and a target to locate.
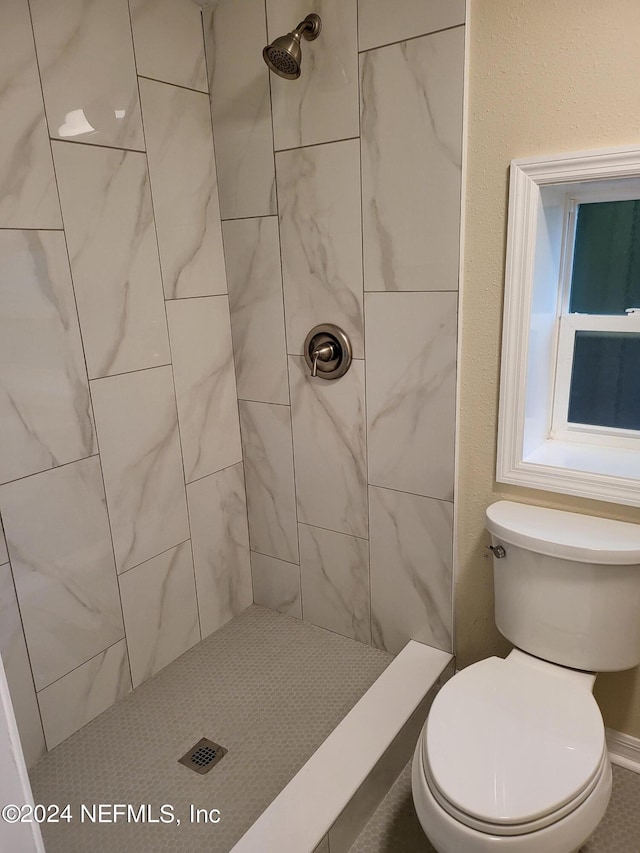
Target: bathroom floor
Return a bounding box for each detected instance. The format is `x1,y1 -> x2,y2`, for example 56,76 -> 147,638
348,759 -> 640,852
29,605 -> 392,853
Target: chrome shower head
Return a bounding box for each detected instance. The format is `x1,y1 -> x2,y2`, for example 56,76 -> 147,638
263,13 -> 322,80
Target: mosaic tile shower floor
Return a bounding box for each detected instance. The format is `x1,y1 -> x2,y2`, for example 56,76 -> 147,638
30,605 -> 392,852
348,759 -> 640,853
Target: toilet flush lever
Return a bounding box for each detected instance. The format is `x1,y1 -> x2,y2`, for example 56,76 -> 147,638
489,544 -> 506,559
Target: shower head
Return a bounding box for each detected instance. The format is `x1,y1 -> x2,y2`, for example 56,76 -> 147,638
263,13 -> 322,80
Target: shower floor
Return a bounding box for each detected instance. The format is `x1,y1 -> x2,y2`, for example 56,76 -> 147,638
30,605 -> 392,853
348,759 -> 640,853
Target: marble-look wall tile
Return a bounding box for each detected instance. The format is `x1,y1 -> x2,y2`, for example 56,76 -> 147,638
119,541 -> 200,689
366,292 -> 457,500
130,0 -> 208,92
251,552 -> 301,619
360,28 -> 464,291
0,230 -> 95,485
0,563 -> 46,768
139,78 -> 226,299
266,0 -> 359,150
0,457 -> 124,690
29,0 -> 144,150
369,486 -> 452,655
187,463 -> 252,639
204,0 -> 276,218
166,297 -> 242,483
239,401 -> 298,564
223,217 -> 289,404
37,640 -> 131,751
289,357 -> 367,539
90,366 -> 190,574
0,0 -> 61,228
277,141 -> 363,357
53,142 -> 170,379
358,0 -> 465,52
299,524 -> 370,644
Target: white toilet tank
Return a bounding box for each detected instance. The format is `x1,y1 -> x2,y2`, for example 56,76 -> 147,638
486,501 -> 640,672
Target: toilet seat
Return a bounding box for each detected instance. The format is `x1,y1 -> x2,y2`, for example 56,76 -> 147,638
423,654 -> 605,836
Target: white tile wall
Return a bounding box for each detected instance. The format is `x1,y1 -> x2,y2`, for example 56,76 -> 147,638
0,0 -> 61,229
204,0 -> 276,219
361,27 -> 464,292
223,217 -> 289,404
0,1 -> 253,765
119,541 -> 200,688
0,230 -> 96,485
130,0 -> 208,92
239,401 -> 299,564
266,0 -> 359,150
358,0 -> 465,52
0,458 -> 124,690
139,78 -> 227,299
29,0 -> 144,150
277,139 -> 364,357
167,296 -> 242,483
187,464 -> 253,639
251,552 -> 302,619
53,141 -> 170,379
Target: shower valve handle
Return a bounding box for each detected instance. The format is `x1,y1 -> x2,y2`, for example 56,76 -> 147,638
311,342 -> 336,377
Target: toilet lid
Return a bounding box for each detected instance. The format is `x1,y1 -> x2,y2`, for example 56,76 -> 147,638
424,657 -> 605,828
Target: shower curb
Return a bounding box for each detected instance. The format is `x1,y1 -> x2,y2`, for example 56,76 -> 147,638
231,641 -> 453,853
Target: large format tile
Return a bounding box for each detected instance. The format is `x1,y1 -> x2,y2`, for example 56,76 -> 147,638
0,231 -> 95,485
119,542 -> 200,689
267,0 -> 359,150
299,524 -> 370,644
289,357 -> 367,539
130,0 -> 208,92
239,401 -> 299,564
277,141 -> 364,357
37,640 -> 131,751
0,457 -> 124,691
0,0 -> 61,228
358,0 -> 465,51
250,552 -> 302,619
223,217 -> 289,404
53,142 -> 170,379
360,28 -> 464,291
187,464 -> 253,639
167,297 -> 242,483
91,366 -> 190,574
139,78 -> 226,299
204,0 -> 276,218
29,0 -> 144,150
0,562 -> 46,768
366,292 -> 457,500
369,486 -> 453,655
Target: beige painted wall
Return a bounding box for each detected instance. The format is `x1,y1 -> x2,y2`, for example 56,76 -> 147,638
458,0 -> 640,738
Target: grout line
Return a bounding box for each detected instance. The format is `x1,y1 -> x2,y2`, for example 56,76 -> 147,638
48,136 -> 145,155
221,213 -> 279,223
298,520 -> 369,543
250,548 -> 300,569
185,458 -> 244,488
275,135 -> 360,156
137,74 -> 209,96
116,538 -> 192,577
238,397 -> 290,408
35,636 -> 128,696
357,22 -> 465,55
89,361 -> 172,383
0,453 -> 99,488
0,227 -> 63,232
368,481 -> 455,505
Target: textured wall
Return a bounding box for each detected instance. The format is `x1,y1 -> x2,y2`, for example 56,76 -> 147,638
459,0 -> 640,737
206,0 -> 465,656
0,0 -> 251,766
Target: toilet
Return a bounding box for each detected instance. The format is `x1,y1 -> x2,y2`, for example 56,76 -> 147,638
411,500 -> 640,853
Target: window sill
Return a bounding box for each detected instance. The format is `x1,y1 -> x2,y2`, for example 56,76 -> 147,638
499,438 -> 640,507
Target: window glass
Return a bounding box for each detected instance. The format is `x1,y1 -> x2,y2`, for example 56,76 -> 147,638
568,330 -> 640,429
570,200 -> 640,315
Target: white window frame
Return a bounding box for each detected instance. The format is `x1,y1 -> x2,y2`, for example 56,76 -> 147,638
497,145 -> 640,507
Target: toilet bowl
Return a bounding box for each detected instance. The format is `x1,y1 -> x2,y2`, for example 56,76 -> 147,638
411,651 -> 612,852
411,500 -> 640,853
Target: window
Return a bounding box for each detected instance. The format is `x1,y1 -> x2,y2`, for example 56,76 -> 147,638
497,146 -> 640,507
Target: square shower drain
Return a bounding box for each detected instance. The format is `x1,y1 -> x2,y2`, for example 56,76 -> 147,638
178,738 -> 227,775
